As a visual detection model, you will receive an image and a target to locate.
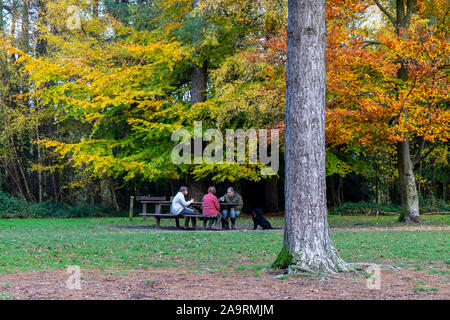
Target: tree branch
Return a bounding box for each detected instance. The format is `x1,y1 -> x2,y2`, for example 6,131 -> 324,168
413,135 -> 425,165
413,142 -> 439,166
373,0 -> 397,27
406,0 -> 418,22
362,40 -> 382,48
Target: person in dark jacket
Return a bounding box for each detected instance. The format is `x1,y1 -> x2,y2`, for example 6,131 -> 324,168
219,187 -> 243,230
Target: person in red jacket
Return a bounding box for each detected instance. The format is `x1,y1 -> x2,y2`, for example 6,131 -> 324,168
202,186 -> 226,229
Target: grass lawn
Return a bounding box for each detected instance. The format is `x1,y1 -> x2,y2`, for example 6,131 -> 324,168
0,215 -> 448,276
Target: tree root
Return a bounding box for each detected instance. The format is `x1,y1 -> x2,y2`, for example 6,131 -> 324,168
287,248 -> 355,275
399,215 -> 422,223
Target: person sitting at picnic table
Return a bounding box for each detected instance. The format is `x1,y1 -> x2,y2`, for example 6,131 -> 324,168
171,186 -> 201,219
219,187 -> 243,230
202,186 -> 227,230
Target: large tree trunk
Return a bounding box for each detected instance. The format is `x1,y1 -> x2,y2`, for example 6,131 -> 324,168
275,0 -> 351,273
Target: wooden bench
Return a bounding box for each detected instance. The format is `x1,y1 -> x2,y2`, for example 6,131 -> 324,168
135,196 -> 221,229
140,213 -> 219,229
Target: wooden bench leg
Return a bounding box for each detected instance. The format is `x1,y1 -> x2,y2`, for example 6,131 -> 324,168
175,218 -> 180,228
203,218 -> 207,229
142,203 -> 147,221
156,217 -> 161,228
192,217 -> 197,229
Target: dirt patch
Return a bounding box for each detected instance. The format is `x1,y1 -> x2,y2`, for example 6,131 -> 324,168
0,267 -> 448,300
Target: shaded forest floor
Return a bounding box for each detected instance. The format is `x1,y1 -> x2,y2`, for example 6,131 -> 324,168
0,215 -> 448,300
0,266 -> 448,300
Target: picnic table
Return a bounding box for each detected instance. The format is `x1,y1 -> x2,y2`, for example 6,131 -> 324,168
135,196 -> 236,229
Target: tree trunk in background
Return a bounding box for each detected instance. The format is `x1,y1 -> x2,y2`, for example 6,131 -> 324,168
373,0 -> 421,221
191,62 -> 207,106
36,0 -> 48,202
394,0 -> 420,222
93,1 -> 99,17
443,180 -> 446,202
21,0 -> 30,52
264,176 -> 278,212
186,176 -> 205,203
0,1 -> 4,33
191,0 -> 207,104
275,0 -> 351,273
188,0 -> 207,209
397,139 -> 420,221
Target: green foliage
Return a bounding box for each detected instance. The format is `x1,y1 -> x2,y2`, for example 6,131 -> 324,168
419,197 -> 450,213
326,150 -> 354,177
0,191 -> 125,219
329,201 -> 401,216
332,198 -> 450,220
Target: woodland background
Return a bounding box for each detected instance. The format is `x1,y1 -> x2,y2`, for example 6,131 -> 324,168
0,0 -> 448,217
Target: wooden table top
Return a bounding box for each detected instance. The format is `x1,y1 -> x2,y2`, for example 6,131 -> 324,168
139,200 -> 235,206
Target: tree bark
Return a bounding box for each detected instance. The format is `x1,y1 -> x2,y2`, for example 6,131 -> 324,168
0,1 -> 4,33
187,0 -> 207,220
395,0 -> 420,222
190,0 -> 207,106
275,0 -> 351,273
191,62 -> 207,106
397,139 -> 420,222
21,0 -> 30,53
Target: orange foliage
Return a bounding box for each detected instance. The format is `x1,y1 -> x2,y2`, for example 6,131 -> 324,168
325,0 -> 449,151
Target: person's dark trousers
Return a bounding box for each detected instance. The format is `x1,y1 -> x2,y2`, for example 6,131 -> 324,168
206,218 -> 215,229
230,218 -> 236,230
178,208 -> 198,216
219,215 -> 229,229
179,208 -> 201,229
185,217 -> 197,229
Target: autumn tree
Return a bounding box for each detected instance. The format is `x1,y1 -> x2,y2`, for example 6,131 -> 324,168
326,0 -> 449,222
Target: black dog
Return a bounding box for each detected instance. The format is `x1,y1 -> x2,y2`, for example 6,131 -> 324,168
252,208 -> 273,230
